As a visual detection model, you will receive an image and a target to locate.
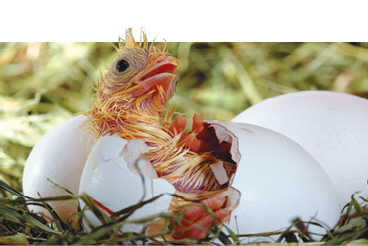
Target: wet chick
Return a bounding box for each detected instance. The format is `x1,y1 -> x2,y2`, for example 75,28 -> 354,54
82,28 -> 239,239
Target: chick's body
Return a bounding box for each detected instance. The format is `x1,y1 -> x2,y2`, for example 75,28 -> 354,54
82,28 -> 238,238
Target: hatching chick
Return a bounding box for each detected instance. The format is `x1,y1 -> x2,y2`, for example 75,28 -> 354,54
82,28 -> 239,239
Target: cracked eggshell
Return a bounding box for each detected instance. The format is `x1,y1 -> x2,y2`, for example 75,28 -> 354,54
78,135 -> 175,233
212,122 -> 340,242
22,115 -> 94,220
232,91 -> 368,209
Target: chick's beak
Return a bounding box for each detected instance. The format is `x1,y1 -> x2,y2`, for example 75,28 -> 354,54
132,56 -> 179,100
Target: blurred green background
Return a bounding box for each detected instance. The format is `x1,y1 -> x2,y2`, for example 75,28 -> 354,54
2,41 -> 368,192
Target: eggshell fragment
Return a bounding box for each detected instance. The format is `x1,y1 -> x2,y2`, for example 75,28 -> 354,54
210,161 -> 229,185
210,122 -> 341,242
78,135 -> 175,233
22,115 -> 94,220
232,91 -> 368,209
121,139 -> 158,179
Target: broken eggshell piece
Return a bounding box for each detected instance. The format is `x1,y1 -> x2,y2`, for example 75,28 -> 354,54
78,135 -> 175,233
206,121 -> 341,242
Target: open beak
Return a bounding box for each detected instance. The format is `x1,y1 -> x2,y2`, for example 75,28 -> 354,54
132,56 -> 179,101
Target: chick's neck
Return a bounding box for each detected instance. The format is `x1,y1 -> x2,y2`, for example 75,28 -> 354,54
87,85 -> 170,142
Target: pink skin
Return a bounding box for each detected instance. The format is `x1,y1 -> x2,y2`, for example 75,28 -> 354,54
171,192 -> 232,239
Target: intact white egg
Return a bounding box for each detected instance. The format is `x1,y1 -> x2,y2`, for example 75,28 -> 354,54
23,115 -> 94,221
210,122 -> 340,242
78,135 -> 176,233
232,91 -> 368,209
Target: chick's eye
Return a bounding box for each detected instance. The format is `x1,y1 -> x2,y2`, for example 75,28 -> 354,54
116,59 -> 129,72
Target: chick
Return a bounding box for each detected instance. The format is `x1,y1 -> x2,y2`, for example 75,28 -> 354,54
82,28 -> 239,239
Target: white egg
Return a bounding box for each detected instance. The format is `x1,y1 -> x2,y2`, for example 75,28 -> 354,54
210,122 -> 340,242
78,135 -> 175,233
232,91 -> 368,209
23,115 -> 94,221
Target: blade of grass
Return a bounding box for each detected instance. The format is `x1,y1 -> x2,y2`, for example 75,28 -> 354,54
223,224 -> 241,245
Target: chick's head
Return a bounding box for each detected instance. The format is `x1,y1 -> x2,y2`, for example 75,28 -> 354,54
84,28 -> 179,139
100,28 -> 179,110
